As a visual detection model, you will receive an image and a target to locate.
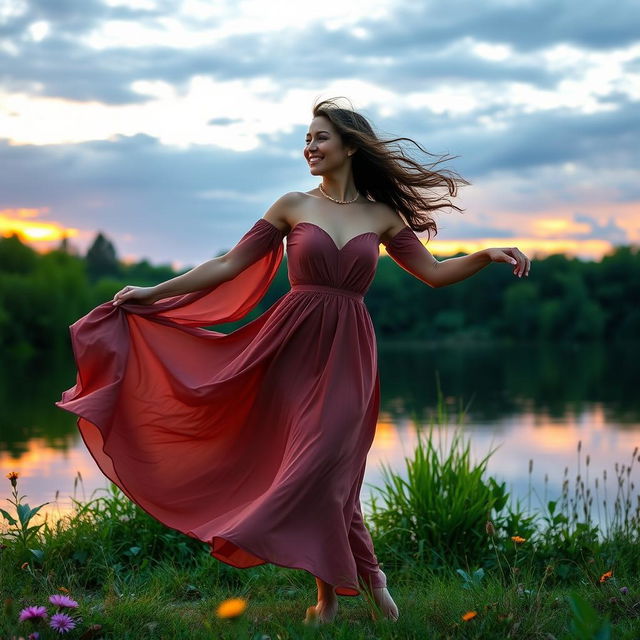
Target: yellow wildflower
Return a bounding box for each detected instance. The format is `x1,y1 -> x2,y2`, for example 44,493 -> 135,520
511,536 -> 526,544
216,597 -> 247,619
6,471 -> 19,487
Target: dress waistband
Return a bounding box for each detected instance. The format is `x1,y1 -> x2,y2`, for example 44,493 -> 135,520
289,284 -> 364,302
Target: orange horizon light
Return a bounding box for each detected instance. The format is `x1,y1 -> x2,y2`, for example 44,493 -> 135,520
0,208 -> 79,245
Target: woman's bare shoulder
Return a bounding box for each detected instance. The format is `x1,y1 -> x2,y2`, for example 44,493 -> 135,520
262,192 -> 308,233
370,201 -> 409,245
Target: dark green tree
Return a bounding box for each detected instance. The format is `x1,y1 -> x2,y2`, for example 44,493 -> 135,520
86,232 -> 121,281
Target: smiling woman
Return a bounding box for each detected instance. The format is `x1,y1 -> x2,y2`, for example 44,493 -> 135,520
56,97 -> 531,626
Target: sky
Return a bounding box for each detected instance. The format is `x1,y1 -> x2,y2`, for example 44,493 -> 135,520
1,0 -> 638,268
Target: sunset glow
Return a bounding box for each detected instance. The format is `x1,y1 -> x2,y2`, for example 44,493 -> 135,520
0,208 -> 79,246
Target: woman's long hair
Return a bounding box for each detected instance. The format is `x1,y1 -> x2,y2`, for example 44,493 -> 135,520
312,97 -> 470,237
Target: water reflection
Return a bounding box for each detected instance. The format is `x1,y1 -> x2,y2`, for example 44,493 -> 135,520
1,343 -> 639,529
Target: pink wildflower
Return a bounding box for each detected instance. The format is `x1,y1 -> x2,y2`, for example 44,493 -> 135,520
18,605 -> 48,622
49,612 -> 76,633
48,594 -> 79,609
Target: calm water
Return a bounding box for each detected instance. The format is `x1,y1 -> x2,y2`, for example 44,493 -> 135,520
1,342 -> 639,530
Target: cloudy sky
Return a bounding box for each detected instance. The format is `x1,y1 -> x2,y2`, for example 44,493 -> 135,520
1,0 -> 638,267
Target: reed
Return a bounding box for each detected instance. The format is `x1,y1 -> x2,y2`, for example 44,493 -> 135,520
364,393 -> 523,573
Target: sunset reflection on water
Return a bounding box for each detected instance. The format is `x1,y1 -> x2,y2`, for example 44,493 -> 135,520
1,403 -> 638,531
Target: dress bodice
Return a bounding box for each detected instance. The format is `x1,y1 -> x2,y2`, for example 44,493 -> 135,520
284,221 -> 381,295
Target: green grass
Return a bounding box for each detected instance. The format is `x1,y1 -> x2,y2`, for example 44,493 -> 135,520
2,395 -> 639,639
2,550 -> 638,639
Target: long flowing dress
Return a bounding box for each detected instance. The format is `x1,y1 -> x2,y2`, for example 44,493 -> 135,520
56,217 -> 425,596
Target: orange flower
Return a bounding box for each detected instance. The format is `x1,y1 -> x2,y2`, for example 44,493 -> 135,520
511,536 -> 526,544
57,587 -> 70,593
216,597 -> 247,619
6,471 -> 19,487
599,570 -> 613,583
462,611 -> 477,621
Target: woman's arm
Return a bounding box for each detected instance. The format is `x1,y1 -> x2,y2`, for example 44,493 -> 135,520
429,246 -> 530,287
112,256 -> 234,306
113,196 -> 292,307
384,225 -> 531,288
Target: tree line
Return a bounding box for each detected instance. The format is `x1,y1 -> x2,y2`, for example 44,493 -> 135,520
0,231 -> 637,360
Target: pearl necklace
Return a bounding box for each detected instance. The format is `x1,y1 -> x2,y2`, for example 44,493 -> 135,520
318,183 -> 360,204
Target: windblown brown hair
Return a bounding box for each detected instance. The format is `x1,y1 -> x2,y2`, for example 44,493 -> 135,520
312,97 -> 470,238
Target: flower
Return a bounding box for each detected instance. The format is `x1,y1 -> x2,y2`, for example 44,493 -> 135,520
461,610 -> 477,621
511,536 -> 526,544
6,471 -> 19,487
18,606 -> 48,622
49,612 -> 76,633
620,586 -> 628,595
485,521 -> 496,537
48,595 -> 79,609
599,570 -> 613,583
21,562 -> 29,570
28,632 -> 40,639
215,597 -> 247,619
57,587 -> 70,593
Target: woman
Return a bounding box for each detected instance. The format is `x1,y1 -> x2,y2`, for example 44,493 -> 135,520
57,98 -> 530,625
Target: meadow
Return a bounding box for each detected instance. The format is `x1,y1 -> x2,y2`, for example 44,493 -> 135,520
1,401 -> 639,640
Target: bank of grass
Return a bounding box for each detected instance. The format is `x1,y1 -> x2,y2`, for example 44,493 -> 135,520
1,401 -> 639,639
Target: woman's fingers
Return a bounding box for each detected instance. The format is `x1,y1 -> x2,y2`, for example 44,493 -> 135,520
508,248 -> 531,278
112,286 -> 133,305
490,248 -> 531,277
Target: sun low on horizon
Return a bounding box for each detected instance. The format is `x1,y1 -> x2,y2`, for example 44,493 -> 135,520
1,0 -> 638,267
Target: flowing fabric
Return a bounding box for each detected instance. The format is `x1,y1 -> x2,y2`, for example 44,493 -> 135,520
56,217 -> 425,596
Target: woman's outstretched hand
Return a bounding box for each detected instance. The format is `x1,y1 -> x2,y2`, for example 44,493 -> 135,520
485,247 -> 531,278
112,285 -> 160,306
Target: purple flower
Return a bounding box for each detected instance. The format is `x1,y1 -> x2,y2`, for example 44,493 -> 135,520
620,586 -> 629,595
28,633 -> 40,640
18,606 -> 48,622
49,612 -> 76,634
49,594 -> 79,608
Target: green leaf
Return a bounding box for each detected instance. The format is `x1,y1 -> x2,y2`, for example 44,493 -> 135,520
29,549 -> 44,562
16,503 -> 31,526
28,503 -> 49,521
0,508 -> 17,526
473,568 -> 485,581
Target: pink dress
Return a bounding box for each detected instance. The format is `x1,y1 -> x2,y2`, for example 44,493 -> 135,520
56,217 -> 425,596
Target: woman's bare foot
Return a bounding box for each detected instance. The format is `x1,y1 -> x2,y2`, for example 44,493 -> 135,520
303,577 -> 339,624
369,586 -> 399,621
303,598 -> 339,624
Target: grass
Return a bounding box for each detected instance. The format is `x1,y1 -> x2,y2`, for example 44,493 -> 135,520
1,396 -> 639,639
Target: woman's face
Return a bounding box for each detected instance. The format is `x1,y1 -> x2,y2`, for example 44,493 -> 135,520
304,115 -> 353,175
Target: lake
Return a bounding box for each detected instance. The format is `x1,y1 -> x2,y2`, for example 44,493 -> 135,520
1,342 -> 639,533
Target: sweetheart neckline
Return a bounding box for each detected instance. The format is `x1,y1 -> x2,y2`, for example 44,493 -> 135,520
291,221 -> 379,252
257,217 -> 413,250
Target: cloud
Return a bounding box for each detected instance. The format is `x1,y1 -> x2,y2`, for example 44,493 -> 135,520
0,0 -> 637,263
572,213 -> 629,244
0,134 -> 311,263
